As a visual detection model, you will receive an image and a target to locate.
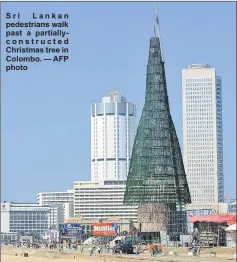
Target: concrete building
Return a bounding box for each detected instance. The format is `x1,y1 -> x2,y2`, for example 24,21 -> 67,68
63,202 -> 74,220
37,190 -> 74,205
1,202 -> 49,237
48,204 -> 64,230
91,90 -> 136,181
37,190 -> 74,219
228,200 -> 236,213
1,232 -> 18,242
182,64 -> 224,210
73,180 -> 138,221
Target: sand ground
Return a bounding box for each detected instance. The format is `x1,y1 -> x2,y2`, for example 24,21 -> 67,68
1,245 -> 236,262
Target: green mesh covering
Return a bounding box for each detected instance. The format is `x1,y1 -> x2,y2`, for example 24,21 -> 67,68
124,37 -> 191,207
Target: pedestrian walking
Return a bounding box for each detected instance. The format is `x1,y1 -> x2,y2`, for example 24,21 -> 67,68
80,245 -> 84,253
136,245 -> 139,255
148,243 -> 154,256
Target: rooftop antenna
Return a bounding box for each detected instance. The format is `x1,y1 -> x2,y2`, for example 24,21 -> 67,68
154,5 -> 164,62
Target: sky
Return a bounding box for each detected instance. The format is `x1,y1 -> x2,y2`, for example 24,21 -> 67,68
1,2 -> 236,202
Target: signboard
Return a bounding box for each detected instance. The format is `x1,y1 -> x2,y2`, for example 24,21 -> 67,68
64,217 -> 82,223
59,223 -> 85,238
1,202 -> 10,212
93,222 -> 118,236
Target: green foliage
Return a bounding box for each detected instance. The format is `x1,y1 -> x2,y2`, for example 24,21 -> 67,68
18,231 -> 25,236
86,231 -> 93,238
26,231 -> 41,240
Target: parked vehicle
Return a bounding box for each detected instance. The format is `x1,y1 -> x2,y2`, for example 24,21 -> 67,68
113,245 -> 121,254
121,243 -> 133,254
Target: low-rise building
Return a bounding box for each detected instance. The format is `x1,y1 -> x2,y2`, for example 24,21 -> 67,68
228,200 -> 236,213
74,180 -> 138,221
1,202 -> 49,237
1,232 -> 18,242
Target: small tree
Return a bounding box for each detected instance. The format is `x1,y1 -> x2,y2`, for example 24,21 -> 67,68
19,231 -> 25,236
88,231 -> 93,238
30,231 -> 40,241
49,225 -> 57,230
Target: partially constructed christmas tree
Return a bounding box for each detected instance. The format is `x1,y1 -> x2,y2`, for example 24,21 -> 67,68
124,9 -> 191,232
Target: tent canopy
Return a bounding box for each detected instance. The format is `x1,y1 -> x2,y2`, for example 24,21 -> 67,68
189,214 -> 236,223
83,237 -> 98,245
225,223 -> 236,232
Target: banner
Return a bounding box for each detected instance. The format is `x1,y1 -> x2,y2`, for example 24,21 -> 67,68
93,222 -> 118,236
59,223 -> 85,238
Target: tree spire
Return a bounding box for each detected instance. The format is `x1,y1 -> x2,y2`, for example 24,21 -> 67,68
154,5 -> 164,62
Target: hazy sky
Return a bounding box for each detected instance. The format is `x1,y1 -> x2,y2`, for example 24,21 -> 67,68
1,2 -> 236,202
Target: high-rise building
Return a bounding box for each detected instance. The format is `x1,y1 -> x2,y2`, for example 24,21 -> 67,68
74,180 -> 137,221
91,91 -> 136,181
182,64 -> 224,210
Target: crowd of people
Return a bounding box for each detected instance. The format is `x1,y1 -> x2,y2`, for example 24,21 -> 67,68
12,241 -> 41,249
11,240 -> 114,255
10,239 -> 165,257
88,245 -> 111,256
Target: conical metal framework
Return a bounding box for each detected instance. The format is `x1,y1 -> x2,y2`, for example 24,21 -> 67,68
123,36 -> 191,208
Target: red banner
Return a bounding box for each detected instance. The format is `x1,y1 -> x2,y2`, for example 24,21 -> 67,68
93,222 -> 117,236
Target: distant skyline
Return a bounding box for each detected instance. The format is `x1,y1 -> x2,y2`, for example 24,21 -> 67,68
1,2 -> 236,202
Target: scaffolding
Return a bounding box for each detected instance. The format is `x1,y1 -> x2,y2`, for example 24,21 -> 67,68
122,8 -> 191,235
194,221 -> 227,247
123,36 -> 191,210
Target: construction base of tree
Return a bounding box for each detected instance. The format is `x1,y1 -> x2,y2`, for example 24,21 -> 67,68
137,203 -> 170,232
137,203 -> 189,235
